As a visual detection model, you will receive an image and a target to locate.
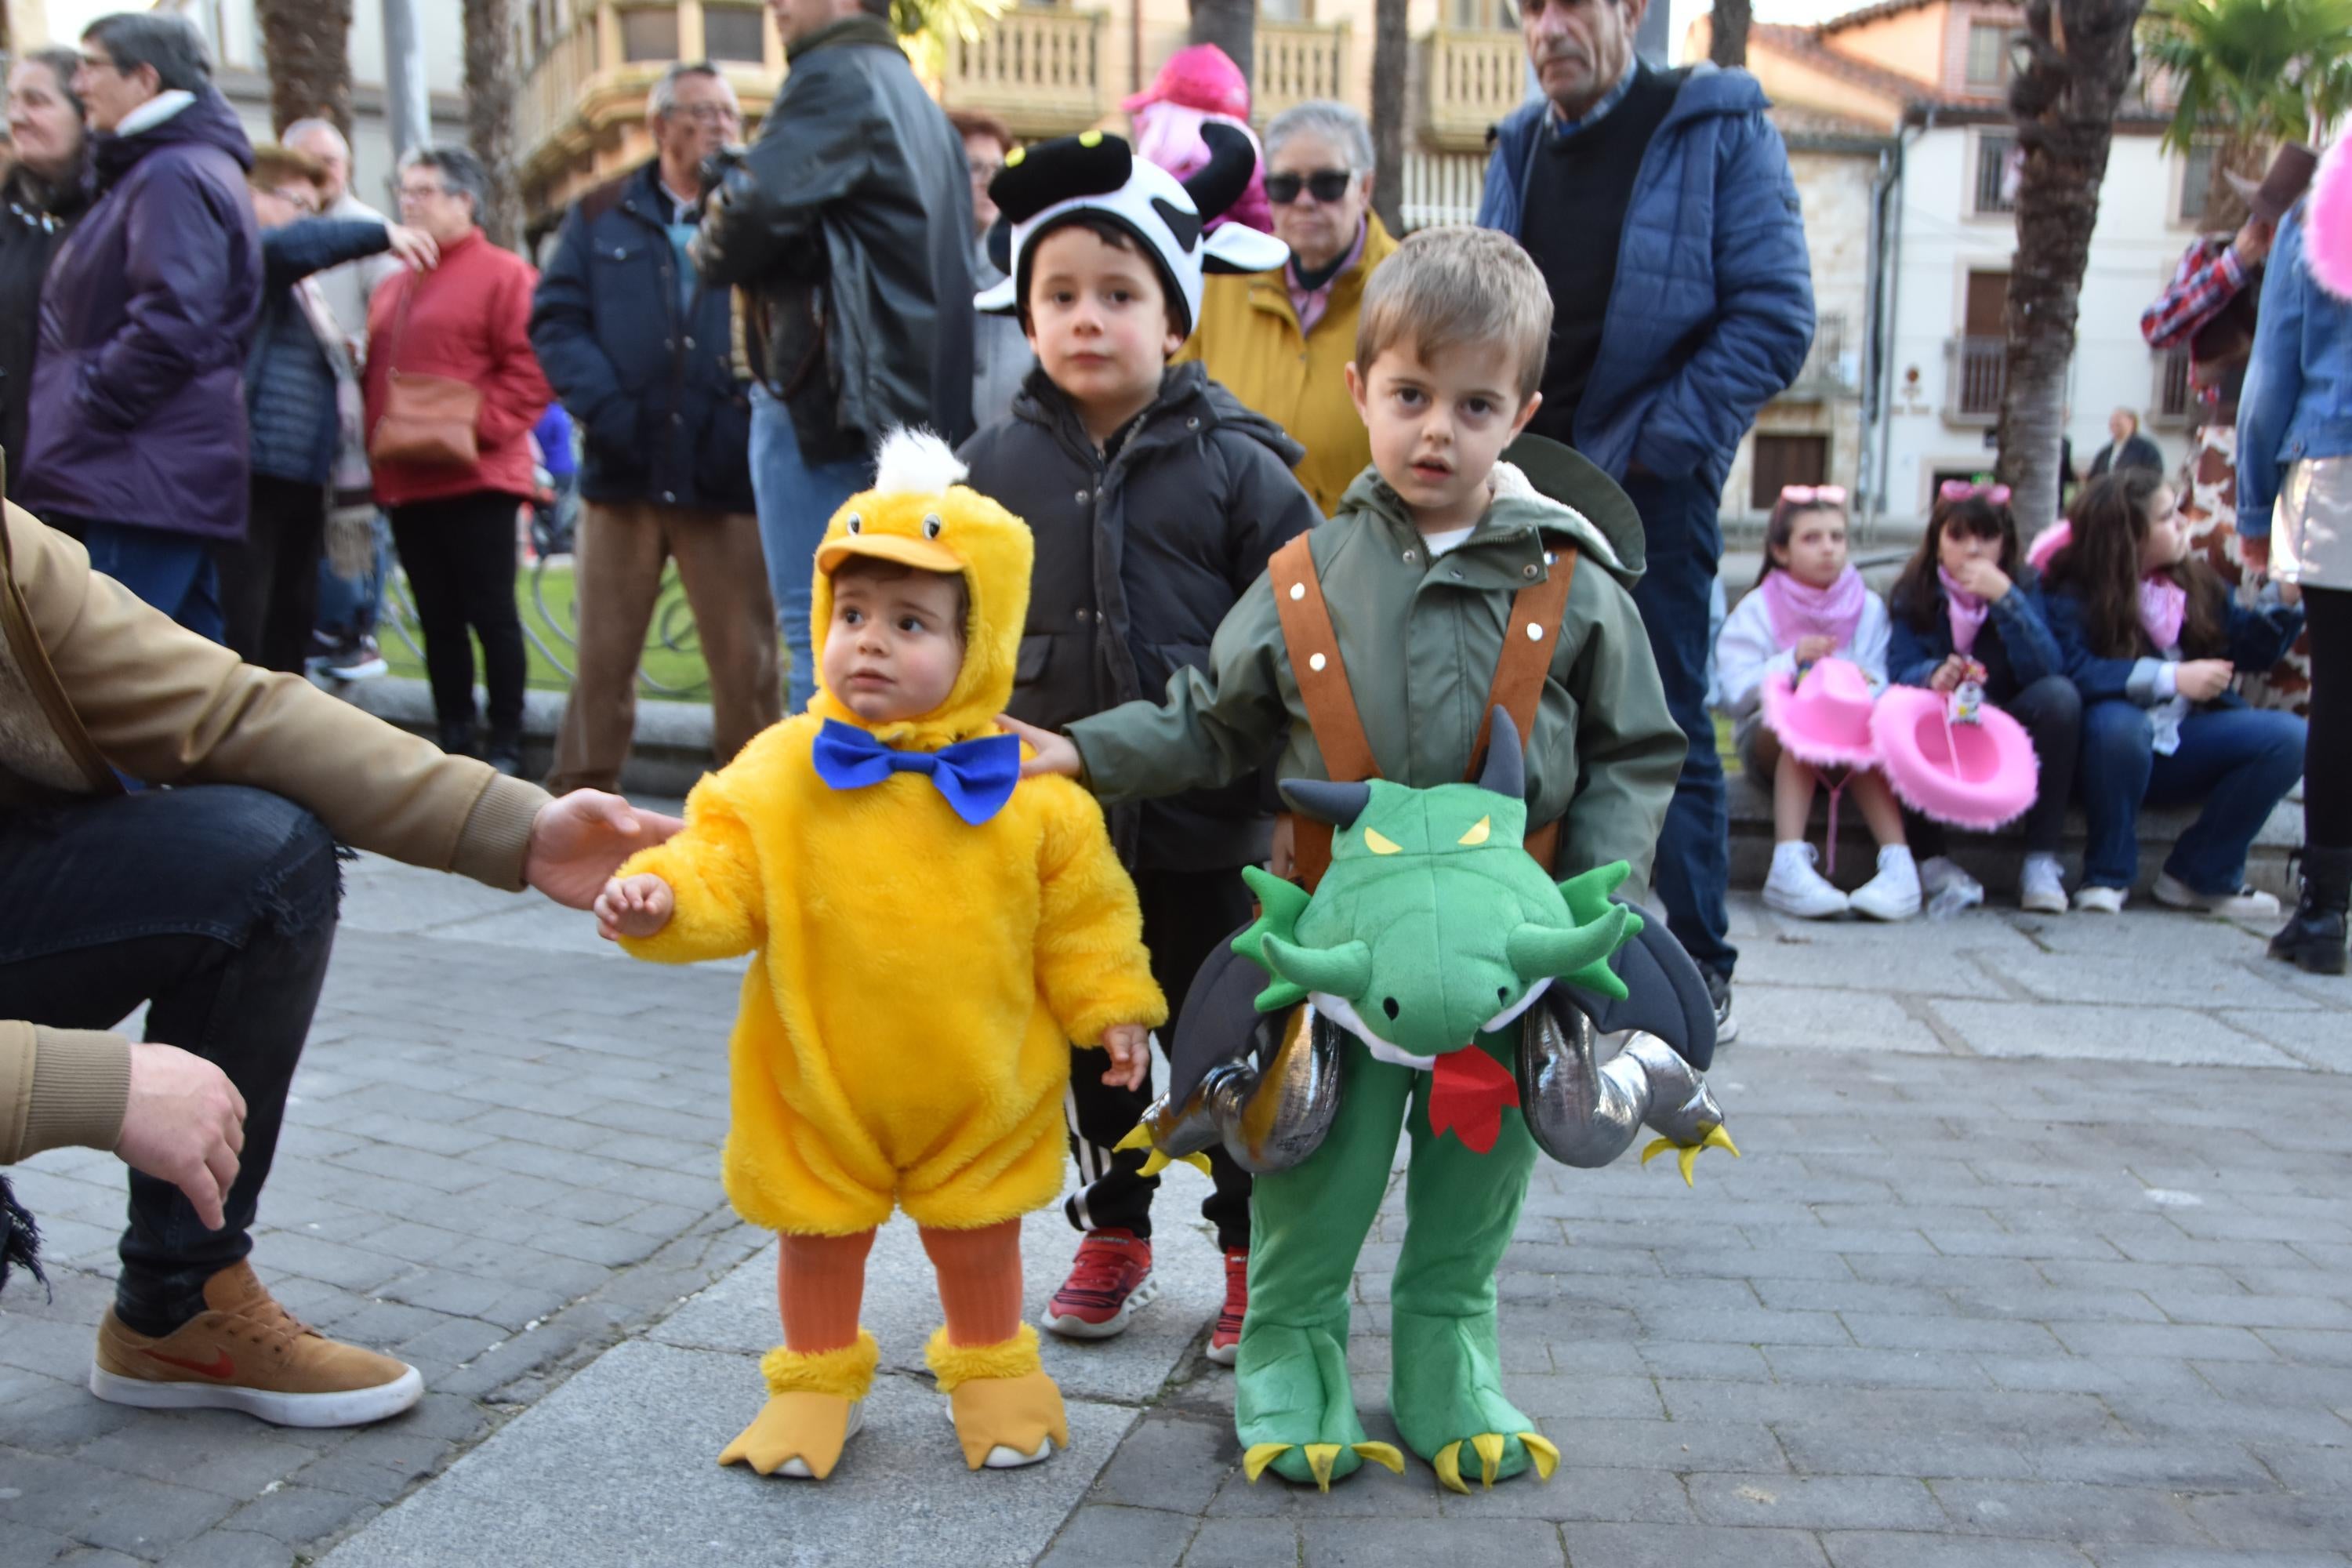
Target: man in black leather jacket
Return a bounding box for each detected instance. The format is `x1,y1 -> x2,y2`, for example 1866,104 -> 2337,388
691,0 -> 975,712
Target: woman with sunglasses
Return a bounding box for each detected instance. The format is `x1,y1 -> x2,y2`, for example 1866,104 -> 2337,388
1174,100 -> 1396,517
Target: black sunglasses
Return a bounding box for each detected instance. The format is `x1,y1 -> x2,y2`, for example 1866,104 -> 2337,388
1265,169 -> 1355,205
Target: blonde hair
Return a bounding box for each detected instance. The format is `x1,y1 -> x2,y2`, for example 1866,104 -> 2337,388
1354,225 -> 1552,402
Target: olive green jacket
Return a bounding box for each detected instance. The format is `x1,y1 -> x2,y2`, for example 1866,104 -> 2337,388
1069,462 -> 1684,895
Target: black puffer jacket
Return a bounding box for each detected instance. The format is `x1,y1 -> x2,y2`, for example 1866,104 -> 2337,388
0,162 -> 87,495
691,14 -> 974,463
960,361 -> 1320,870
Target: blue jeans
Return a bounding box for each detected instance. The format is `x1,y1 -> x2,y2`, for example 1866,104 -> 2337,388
2078,699 -> 2307,893
315,511 -> 391,644
80,521 -> 225,644
0,786 -> 339,1332
750,384 -> 869,713
1624,470 -> 1730,977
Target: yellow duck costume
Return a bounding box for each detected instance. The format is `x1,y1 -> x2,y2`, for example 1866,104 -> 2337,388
614,429 -> 1165,1479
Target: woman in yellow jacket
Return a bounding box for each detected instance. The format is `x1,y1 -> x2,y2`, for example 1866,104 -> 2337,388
1176,100 -> 1397,517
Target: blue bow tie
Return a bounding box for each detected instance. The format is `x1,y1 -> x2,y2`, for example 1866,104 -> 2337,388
810,719 -> 1022,826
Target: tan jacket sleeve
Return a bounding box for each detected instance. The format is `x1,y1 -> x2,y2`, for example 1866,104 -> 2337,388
1,1022 -> 132,1165
8,504 -> 549,887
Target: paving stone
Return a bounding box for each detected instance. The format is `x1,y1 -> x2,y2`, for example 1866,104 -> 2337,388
1035,1504 -> 1196,1568
1301,1516 -> 1565,1567
2085,1551 -> 2352,1567
1820,1532 -> 2095,1566
1434,1463 -> 1691,1523
1085,1414 -> 1232,1517
1928,1479 -> 2210,1544
1687,1472 -> 1944,1532
1559,1523 -> 1830,1568
2183,1491 -> 2352,1552
1927,1001 -> 2300,1069
1180,1517 -> 1302,1568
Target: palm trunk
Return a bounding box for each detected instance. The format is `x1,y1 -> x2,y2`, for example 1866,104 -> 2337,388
463,0 -> 523,252
1995,0 -> 2146,531
1709,0 -> 1751,69
258,0 -> 356,137
1370,0 -> 1409,234
1188,0 -> 1255,91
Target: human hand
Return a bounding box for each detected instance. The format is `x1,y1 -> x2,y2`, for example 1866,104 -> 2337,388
999,714 -> 1081,779
2234,218 -> 2275,270
595,873 -> 675,940
524,790 -> 683,909
1929,655 -> 1969,694
2241,535 -> 2270,574
1951,556 -> 2013,601
1268,814 -> 1296,880
1795,635 -> 1837,666
115,1044 -> 245,1232
384,223 -> 439,271
2278,578 -> 2302,606
1099,1025 -> 1151,1091
2176,659 -> 2234,702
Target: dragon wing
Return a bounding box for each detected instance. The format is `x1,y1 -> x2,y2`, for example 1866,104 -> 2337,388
1556,901 -> 1719,1070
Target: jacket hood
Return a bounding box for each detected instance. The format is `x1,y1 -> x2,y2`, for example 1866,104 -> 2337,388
1495,61 -> 1766,155
1012,360 -> 1305,468
91,86 -> 254,187
1337,460 -> 1635,587
809,429 -> 1034,749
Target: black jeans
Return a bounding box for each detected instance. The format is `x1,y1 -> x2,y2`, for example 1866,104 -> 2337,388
1062,864 -> 1254,1254
2305,585 -> 2350,851
389,491 -> 526,744
1905,673 -> 2084,859
0,786 -> 339,1332
219,473 -> 328,673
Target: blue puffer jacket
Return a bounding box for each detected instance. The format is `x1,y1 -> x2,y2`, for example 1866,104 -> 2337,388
1478,66 -> 1813,490
2237,198 -> 2352,537
247,218 -> 392,486
529,160 -> 755,514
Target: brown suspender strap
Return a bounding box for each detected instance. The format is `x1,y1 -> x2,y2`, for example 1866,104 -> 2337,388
1476,546 -> 1577,873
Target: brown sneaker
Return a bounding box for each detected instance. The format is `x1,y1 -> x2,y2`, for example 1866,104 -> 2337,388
89,1260 -> 422,1427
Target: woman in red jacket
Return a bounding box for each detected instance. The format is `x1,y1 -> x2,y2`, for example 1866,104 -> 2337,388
364,145 -> 552,775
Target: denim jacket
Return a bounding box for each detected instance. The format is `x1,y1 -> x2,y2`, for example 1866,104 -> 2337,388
2237,202 -> 2352,536
1886,571 -> 2063,692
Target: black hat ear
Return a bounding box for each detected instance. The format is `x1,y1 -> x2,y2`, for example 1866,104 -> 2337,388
1181,120 -> 1258,226
985,216 -> 1011,276
989,132 -> 1135,225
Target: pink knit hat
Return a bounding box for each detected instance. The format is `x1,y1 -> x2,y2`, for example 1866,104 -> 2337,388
1760,657 -> 1881,769
1123,43 -> 1251,121
1871,686 -> 2040,829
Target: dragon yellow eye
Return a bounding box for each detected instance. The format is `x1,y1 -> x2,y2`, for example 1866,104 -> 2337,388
1457,815 -> 1492,846
1363,827 -> 1403,855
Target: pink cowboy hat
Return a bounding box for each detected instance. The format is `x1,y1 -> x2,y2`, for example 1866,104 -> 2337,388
1123,43 -> 1252,121
1871,686 -> 2041,830
1760,657 -> 1881,769
2305,136 -> 2352,303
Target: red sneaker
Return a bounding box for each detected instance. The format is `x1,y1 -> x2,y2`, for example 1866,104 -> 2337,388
1040,1229 -> 1155,1339
1206,1247 -> 1247,1366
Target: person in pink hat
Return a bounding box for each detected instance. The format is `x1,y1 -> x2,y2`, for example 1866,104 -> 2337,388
1715,488 -> 1920,921
1122,43 -> 1273,236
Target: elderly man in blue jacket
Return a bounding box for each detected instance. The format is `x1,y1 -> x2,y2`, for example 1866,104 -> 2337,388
1479,0 -> 1813,1043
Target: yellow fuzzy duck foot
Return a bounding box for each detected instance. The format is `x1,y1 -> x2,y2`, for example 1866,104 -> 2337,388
1432,1432 -> 1555,1494
717,1393 -> 862,1479
1640,1123 -> 1742,1187
947,1372 -> 1068,1469
1113,1123 -> 1212,1178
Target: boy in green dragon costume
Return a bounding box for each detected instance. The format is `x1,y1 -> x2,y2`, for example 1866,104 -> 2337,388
1014,228 -> 1732,1493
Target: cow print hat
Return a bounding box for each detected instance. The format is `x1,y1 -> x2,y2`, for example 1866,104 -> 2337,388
976,122 -> 1288,340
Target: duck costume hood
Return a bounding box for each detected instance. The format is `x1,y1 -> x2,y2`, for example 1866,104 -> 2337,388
810,429 -> 1033,753
976,123 -> 1287,338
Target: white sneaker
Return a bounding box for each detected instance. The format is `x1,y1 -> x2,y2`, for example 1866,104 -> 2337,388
2019,855 -> 2069,914
2073,884 -> 2126,914
1849,845 -> 1923,921
1919,856 -> 1984,905
2152,872 -> 2281,919
1764,841 -> 1847,919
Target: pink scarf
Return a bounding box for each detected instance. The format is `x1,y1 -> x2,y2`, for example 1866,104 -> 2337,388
2140,574 -> 2187,651
1759,564 -> 1867,652
1936,567 -> 1991,655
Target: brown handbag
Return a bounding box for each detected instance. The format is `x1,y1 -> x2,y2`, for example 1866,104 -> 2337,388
368,275 -> 481,466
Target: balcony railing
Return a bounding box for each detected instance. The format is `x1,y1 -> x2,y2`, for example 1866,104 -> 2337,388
2149,344 -> 2195,428
1400,150 -> 1486,230
1423,27 -> 1525,153
1945,336 -> 2006,423
942,7 -> 1106,139
1782,312 -> 1859,398
1254,20 -> 1350,125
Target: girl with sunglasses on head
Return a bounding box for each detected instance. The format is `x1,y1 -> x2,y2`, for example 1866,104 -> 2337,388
2043,470 -> 2307,914
1717,485 -> 1921,920
1885,479 -> 2080,913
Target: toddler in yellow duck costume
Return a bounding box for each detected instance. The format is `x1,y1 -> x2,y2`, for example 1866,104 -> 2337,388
595,428 -> 1166,1480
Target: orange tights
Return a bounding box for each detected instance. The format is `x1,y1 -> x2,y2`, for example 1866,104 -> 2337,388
777,1219 -> 1024,1352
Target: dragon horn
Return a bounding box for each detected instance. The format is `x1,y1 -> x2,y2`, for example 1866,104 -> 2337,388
1259,934 -> 1372,1001
1278,779 -> 1371,828
1477,706 -> 1524,800
1506,905 -> 1631,985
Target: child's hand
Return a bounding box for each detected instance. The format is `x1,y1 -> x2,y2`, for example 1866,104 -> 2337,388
1795,634 -> 1837,666
1099,1024 -> 1151,1091
1268,814 -> 1296,879
2176,659 -> 2234,702
594,873 -> 675,941
1929,654 -> 1969,694
1950,557 -> 2013,601
999,713 -> 1082,779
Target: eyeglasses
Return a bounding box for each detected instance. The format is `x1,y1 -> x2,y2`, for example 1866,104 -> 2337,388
967,158 -> 1004,184
1780,485 -> 1848,505
1265,169 -> 1356,205
666,103 -> 740,126
1939,478 -> 2013,505
265,185 -> 319,214
396,183 -> 447,202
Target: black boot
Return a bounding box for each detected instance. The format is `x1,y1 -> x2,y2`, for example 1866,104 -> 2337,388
2269,846 -> 2350,976
437,720 -> 477,758
485,728 -> 524,778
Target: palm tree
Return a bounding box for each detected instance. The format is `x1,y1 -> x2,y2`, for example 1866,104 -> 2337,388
1710,0 -> 1752,68
2140,0 -> 2352,228
258,0 -> 356,138
1370,0 -> 1409,233
1994,0 -> 2147,532
462,0 -> 522,251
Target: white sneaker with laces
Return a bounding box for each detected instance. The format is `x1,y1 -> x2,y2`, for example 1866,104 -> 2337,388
1919,855 -> 1984,906
1764,841 -> 1847,919
1849,845 -> 1923,921
2073,884 -> 2126,913
2152,872 -> 2281,919
2019,854 -> 2069,914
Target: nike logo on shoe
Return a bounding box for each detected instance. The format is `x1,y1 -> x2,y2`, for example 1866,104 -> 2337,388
140,1348 -> 235,1378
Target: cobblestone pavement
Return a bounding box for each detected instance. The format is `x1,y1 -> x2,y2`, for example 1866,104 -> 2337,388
5,853 -> 2350,1566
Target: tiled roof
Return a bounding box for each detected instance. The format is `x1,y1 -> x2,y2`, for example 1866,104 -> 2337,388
1749,21 -> 1958,111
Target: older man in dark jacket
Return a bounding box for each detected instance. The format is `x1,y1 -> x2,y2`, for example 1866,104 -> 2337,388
532,63 -> 780,792
16,13 -> 261,641
693,0 -> 975,713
